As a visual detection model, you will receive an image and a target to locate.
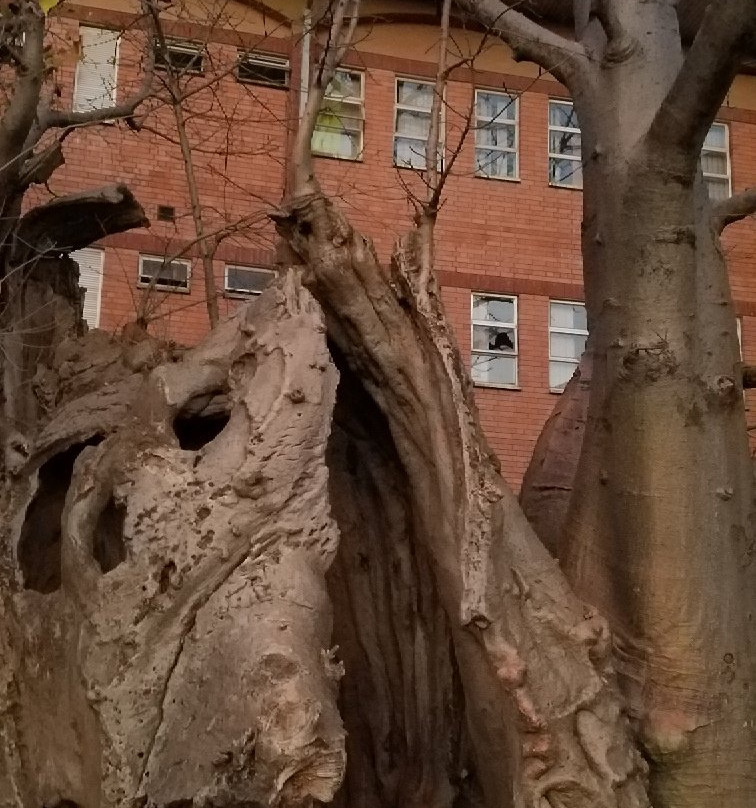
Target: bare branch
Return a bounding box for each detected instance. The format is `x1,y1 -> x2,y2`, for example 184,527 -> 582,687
13,184 -> 148,259
648,0 -> 756,160
455,0 -> 588,88
292,0 -> 362,195
712,186 -> 756,234
36,1 -> 157,135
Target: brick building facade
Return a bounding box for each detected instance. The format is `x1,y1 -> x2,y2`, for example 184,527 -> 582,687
44,0 -> 756,488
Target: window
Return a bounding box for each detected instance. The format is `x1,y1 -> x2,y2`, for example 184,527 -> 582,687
154,40 -> 204,74
548,100 -> 582,189
549,301 -> 587,391
702,123 -> 731,201
225,265 -> 276,296
311,70 -> 364,160
73,27 -> 119,112
475,90 -> 518,180
71,247 -> 104,327
237,52 -> 289,87
394,78 -> 441,169
471,294 -> 517,387
139,255 -> 190,291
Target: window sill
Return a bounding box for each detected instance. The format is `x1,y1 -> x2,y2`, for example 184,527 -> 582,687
549,387 -> 566,395
473,382 -> 521,391
474,173 -> 521,183
224,290 -> 261,300
393,163 -> 444,172
548,181 -> 583,191
137,282 -> 190,294
312,152 -> 363,163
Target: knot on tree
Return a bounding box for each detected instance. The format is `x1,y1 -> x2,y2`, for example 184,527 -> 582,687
619,340 -> 678,383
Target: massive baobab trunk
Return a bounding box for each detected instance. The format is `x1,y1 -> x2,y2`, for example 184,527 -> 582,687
2,1 -> 756,806
458,1 -> 756,805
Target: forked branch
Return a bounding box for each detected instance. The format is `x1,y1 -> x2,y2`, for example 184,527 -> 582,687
455,0 -> 588,87
648,0 -> 756,160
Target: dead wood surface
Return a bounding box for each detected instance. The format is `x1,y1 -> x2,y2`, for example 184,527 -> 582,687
0,273 -> 346,807
274,192 -> 651,808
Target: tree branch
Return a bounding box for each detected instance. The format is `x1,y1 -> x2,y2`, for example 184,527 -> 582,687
0,2 -> 45,190
13,184 -> 148,259
454,0 -> 588,88
291,0 -> 361,195
712,186 -> 756,234
648,0 -> 756,159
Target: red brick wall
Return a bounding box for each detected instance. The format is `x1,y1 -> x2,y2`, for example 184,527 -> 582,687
45,7 -> 756,490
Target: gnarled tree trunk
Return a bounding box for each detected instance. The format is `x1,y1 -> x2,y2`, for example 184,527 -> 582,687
1,274 -> 347,807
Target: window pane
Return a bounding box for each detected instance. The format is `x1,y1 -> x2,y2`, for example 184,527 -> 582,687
472,295 -> 515,324
472,354 -> 517,385
549,360 -> 577,390
477,92 -> 516,122
476,149 -> 517,179
477,122 -> 516,149
328,70 -> 361,99
550,302 -> 586,330
549,157 -> 582,187
394,137 -> 427,168
705,124 -> 726,149
396,108 -> 430,138
706,177 -> 730,201
473,325 -> 516,352
226,266 -> 275,294
701,151 -> 727,176
397,80 -> 433,108
549,102 -> 578,129
549,130 -> 581,156
550,332 -> 586,361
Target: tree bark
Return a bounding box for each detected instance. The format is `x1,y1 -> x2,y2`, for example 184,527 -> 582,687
273,193 -> 651,808
0,273 -> 347,807
560,5 -> 756,804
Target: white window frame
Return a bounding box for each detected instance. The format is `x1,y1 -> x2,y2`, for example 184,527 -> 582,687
548,300 -> 588,392
237,52 -> 289,87
71,247 -> 104,328
224,264 -> 276,297
702,122 -> 732,200
548,99 -> 582,189
138,254 -> 191,292
73,26 -> 120,113
471,293 -> 518,388
311,69 -> 364,161
474,89 -> 518,181
393,77 -> 443,170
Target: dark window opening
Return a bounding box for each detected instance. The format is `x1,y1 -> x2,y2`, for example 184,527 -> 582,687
157,205 -> 176,222
18,438 -> 102,593
93,496 -> 127,573
237,53 -> 289,87
154,40 -> 204,74
173,391 -> 231,450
